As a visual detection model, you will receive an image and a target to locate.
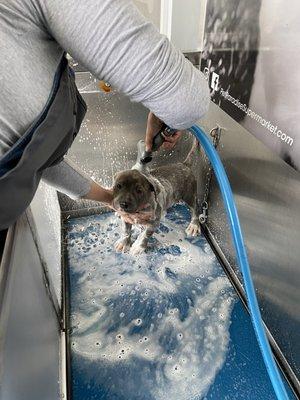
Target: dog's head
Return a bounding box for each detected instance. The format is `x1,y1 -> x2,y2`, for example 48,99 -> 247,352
112,170 -> 155,213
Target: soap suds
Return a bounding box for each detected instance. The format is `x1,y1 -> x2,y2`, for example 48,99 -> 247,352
66,205 -> 236,400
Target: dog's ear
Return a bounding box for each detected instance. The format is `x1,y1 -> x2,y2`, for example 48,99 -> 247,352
144,176 -> 155,193
113,172 -> 121,182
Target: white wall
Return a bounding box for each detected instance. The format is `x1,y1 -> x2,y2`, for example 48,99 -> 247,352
160,0 -> 207,52
134,0 -> 207,53
133,0 -> 161,28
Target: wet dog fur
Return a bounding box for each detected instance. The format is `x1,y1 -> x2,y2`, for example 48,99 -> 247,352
112,139 -> 201,255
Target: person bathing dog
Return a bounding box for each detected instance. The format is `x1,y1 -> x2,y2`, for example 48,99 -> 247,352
0,0 -> 210,232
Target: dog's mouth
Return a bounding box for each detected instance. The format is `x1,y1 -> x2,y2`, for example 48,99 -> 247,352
136,203 -> 152,212
113,202 -> 151,214
113,203 -> 155,226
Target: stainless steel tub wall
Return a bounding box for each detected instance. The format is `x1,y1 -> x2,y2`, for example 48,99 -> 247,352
31,183 -> 62,307
0,212 -> 62,400
0,169 -> 70,400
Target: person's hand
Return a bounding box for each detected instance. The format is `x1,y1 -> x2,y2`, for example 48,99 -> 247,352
118,210 -> 155,225
114,203 -> 155,225
145,112 -> 183,151
83,182 -> 114,207
161,131 -> 182,150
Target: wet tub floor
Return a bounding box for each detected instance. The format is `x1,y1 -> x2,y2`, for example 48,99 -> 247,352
64,204 -> 294,400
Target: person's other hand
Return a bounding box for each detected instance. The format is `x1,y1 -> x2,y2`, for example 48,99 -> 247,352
84,182 -> 114,207
112,202 -> 155,225
145,112 -> 183,151
118,210 -> 154,225
161,131 -> 182,150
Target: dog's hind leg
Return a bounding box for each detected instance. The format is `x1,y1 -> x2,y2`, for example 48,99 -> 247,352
186,202 -> 201,236
115,220 -> 133,252
185,193 -> 202,237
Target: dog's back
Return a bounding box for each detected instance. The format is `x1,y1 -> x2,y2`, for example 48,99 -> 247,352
149,137 -> 200,205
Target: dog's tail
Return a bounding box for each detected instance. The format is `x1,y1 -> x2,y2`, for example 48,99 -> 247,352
184,137 -> 201,167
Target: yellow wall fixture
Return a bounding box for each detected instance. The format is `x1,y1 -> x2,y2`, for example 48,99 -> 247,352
98,81 -> 112,93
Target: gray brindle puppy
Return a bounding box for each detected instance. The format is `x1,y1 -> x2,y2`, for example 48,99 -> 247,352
112,139 -> 201,255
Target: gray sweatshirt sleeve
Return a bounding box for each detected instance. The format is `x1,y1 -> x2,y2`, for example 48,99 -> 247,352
36,0 -> 210,130
42,158 -> 93,199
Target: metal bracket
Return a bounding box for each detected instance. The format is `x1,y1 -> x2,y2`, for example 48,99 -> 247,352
199,201 -> 208,224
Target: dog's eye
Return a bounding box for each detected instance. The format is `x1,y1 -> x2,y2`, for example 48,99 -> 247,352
136,186 -> 143,194
116,183 -> 122,190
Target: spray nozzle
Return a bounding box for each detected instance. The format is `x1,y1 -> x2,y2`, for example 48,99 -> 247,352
140,124 -> 177,164
132,124 -> 177,172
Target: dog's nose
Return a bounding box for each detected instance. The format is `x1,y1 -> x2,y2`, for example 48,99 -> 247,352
119,201 -> 129,210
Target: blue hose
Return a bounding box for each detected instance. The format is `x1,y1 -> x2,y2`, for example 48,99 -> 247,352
189,125 -> 289,400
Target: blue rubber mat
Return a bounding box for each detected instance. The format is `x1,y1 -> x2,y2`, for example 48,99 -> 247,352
65,204 -> 294,400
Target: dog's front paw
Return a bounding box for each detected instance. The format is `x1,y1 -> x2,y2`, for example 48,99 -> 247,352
186,221 -> 201,237
115,238 -> 131,253
130,241 -> 147,256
